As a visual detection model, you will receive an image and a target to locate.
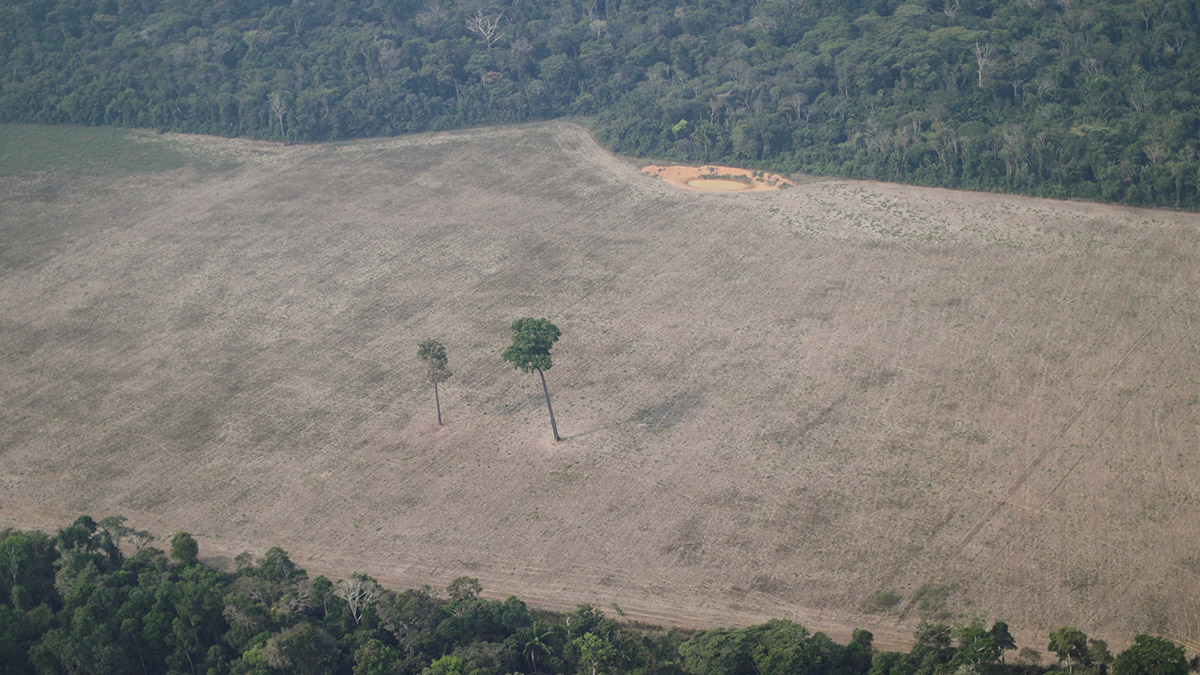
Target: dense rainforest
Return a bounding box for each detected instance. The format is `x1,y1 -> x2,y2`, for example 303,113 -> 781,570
1,0 -> 1198,208
2,518 -> 1197,674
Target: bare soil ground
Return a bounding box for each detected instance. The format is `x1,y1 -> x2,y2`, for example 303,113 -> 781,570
641,164 -> 795,192
2,122 -> 1198,654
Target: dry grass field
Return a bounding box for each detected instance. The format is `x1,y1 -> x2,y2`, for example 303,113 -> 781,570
1,122 -> 1198,653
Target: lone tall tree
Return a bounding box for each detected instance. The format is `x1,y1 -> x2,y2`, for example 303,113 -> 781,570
502,318 -> 562,441
417,338 -> 452,425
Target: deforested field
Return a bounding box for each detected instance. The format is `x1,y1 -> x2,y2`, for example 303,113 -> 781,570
2,122 -> 1198,652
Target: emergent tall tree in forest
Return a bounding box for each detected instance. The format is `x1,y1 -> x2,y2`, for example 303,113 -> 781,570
418,338 -> 452,426
502,317 -> 562,441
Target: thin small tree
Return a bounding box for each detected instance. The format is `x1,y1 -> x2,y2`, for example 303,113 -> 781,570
502,317 -> 562,441
417,338 -> 452,425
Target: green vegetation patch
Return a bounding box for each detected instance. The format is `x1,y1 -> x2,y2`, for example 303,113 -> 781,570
867,588 -> 903,612
911,582 -> 956,620
0,124 -> 191,176
4,517 -> 1190,675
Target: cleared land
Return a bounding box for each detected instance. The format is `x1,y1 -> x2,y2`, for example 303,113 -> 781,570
641,164 -> 795,192
1,122 -> 1198,653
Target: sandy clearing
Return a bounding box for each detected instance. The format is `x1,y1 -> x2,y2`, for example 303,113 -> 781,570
642,164 -> 796,192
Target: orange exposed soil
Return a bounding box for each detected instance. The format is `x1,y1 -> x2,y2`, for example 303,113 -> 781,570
641,164 -> 796,191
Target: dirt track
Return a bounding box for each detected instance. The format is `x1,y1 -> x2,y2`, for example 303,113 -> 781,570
2,122 -> 1199,653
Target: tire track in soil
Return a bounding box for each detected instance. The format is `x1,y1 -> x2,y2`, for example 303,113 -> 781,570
270,185 -> 901,647
509,194 -> 891,637
895,273 -> 1185,621
5,497 -> 868,646
1027,301 -> 1198,642
200,538 -> 921,651
297,183 -> 675,575
963,271 -> 1200,640
961,350 -> 1192,642
295,213 -> 573,561
10,124 -> 1197,655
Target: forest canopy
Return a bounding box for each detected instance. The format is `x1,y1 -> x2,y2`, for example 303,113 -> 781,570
1,0 -> 1198,207
2,518 -> 1195,674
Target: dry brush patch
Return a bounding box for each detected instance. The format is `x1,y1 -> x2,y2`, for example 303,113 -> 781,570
1,122 -> 1198,652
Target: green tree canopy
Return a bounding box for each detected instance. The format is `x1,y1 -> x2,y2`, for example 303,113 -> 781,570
417,339 -> 452,384
990,621 -> 1016,655
502,318 -> 563,441
418,338 -> 453,425
447,576 -> 482,604
7,515 -> 1198,675
168,532 -> 199,567
501,318 -> 561,374
678,627 -> 753,675
3,0 -> 1200,209
1048,626 -> 1090,674
1112,634 -> 1189,675
954,620 -> 1001,671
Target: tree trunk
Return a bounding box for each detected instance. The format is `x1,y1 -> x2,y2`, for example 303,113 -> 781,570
434,382 -> 443,426
537,368 -> 560,441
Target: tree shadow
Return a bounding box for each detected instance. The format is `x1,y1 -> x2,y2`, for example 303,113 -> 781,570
631,393 -> 705,431
561,421 -> 627,441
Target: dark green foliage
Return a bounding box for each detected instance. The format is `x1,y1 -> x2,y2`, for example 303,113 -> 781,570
447,576 -> 482,604
574,631 -> 618,675
747,620 -> 840,675
4,516 -> 1197,675
1048,626 -> 1091,673
990,621 -> 1016,655
502,318 -> 562,375
256,546 -> 307,584
1112,634 -> 1189,675
418,340 -> 452,384
55,515 -> 98,553
953,620 -> 1001,672
868,650 -> 917,675
677,627 -> 756,675
843,630 -> 874,674
418,338 -> 452,425
353,637 -> 402,675
0,603 -> 50,675
0,528 -> 59,612
503,317 -> 564,441
513,622 -> 556,674
1088,638 -> 1114,674
3,0 -> 1198,208
261,622 -> 337,674
675,620 -> 864,675
377,586 -> 449,662
910,621 -> 955,675
169,531 -> 199,566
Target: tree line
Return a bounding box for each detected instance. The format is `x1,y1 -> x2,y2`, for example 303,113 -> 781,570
2,517 -> 1196,674
1,0 -> 1198,208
